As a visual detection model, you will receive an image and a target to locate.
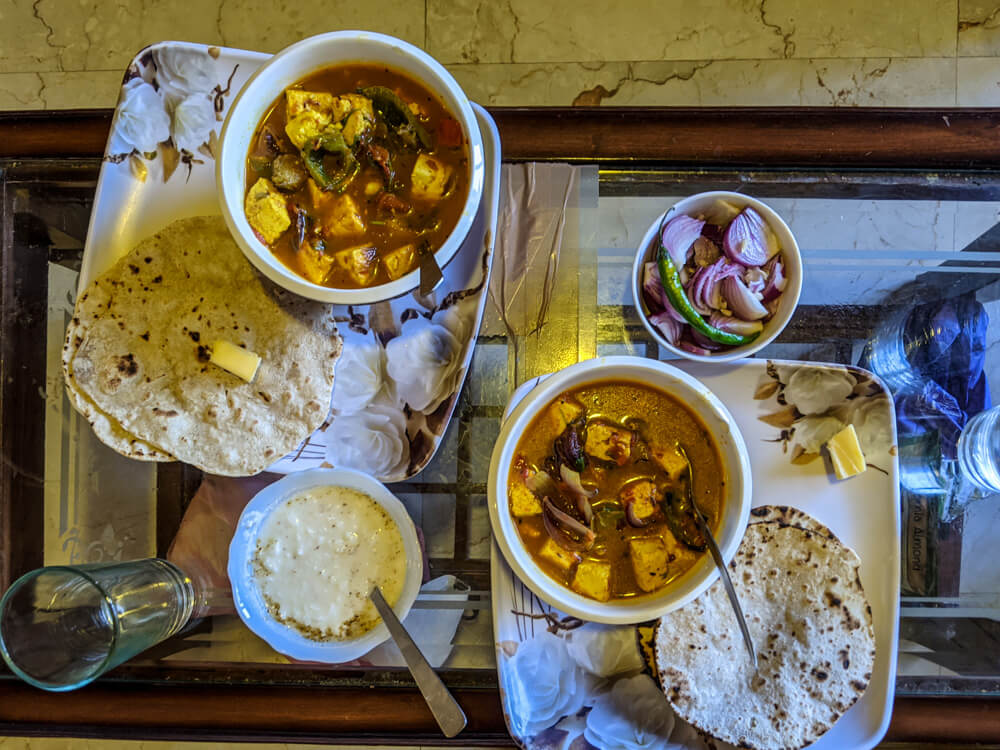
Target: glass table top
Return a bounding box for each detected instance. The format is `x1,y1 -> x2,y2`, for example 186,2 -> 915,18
2,158 -> 999,697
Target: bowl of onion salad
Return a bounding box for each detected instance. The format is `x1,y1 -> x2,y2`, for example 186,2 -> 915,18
631,191 -> 802,363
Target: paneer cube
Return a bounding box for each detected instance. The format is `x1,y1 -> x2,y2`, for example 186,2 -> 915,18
383,244 -> 417,281
651,445 -> 688,482
285,90 -> 337,120
538,538 -> 579,571
334,245 -> 379,287
661,526 -> 698,569
244,178 -> 290,244
410,153 -> 453,201
585,422 -> 633,465
342,109 -> 374,146
308,183 -> 365,237
620,480 -> 658,523
509,481 -> 542,517
284,109 -> 333,150
629,537 -> 669,592
339,93 -> 374,121
547,395 -> 585,434
297,241 -> 335,285
572,560 -> 612,602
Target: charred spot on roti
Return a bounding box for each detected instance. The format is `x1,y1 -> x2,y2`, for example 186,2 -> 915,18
153,408 -> 178,417
196,345 -> 210,362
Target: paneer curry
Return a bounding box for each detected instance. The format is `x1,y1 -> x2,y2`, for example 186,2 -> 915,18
508,381 -> 726,601
244,64 -> 470,289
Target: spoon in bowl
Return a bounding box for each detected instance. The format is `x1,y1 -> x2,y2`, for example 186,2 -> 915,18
369,586 -> 467,737
675,444 -> 758,673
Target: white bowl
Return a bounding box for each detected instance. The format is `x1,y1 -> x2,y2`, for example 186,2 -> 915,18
227,467 -> 423,662
487,356 -> 752,625
217,31 -> 486,304
632,191 -> 803,363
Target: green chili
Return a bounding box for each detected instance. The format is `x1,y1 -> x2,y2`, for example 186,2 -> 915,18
655,225 -> 759,347
360,86 -> 432,149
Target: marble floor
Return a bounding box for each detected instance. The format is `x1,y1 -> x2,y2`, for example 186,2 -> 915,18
3,0 -> 1000,748
1,0 -> 1000,110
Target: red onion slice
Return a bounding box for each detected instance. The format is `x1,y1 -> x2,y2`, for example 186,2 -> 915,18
722,276 -> 769,320
678,339 -> 714,356
642,261 -> 666,311
723,207 -> 773,267
648,311 -> 683,345
661,214 -> 705,268
690,329 -> 726,351
709,311 -> 764,336
542,497 -> 595,552
761,255 -> 787,302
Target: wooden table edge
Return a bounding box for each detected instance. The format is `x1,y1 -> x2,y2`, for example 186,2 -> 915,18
1,682 -> 999,744
3,106 -> 1000,169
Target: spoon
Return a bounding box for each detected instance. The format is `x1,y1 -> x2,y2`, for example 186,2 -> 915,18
676,444 -> 758,672
369,586 -> 467,737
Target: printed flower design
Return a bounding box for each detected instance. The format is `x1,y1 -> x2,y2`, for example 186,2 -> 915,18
756,361 -> 895,472
566,624 -> 644,679
780,366 -> 855,416
153,46 -> 219,103
385,312 -> 463,413
170,93 -> 217,154
506,630 -> 590,740
109,44 -> 236,180
331,339 -> 386,416
324,404 -> 409,478
583,674 -> 680,750
109,79 -> 171,155
848,393 -> 894,467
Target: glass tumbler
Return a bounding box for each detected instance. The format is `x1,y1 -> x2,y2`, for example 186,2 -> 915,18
958,405 -> 1000,495
0,558 -> 193,691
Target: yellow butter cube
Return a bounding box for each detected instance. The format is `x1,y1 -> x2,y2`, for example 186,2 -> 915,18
209,340 -> 261,383
826,423 -> 867,480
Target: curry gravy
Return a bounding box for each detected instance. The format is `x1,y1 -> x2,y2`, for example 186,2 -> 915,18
509,380 -> 725,600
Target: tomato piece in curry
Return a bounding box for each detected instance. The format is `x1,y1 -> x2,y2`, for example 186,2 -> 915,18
244,63 -> 470,289
508,380 -> 725,602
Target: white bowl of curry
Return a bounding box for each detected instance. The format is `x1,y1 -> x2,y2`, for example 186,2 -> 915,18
488,356 -> 752,625
217,31 -> 485,304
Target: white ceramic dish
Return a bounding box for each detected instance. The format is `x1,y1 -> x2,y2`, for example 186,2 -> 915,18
217,30 -> 486,305
227,467 -> 423,663
486,356 -> 752,625
632,191 -> 803,362
491,358 -> 900,750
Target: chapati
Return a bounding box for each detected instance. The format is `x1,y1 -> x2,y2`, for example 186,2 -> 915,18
655,519 -> 875,750
63,216 -> 342,476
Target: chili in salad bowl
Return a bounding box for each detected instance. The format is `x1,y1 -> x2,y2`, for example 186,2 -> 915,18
631,191 -> 803,362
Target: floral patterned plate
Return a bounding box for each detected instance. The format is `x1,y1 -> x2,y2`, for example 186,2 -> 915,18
80,41 -> 502,482
491,359 -> 900,750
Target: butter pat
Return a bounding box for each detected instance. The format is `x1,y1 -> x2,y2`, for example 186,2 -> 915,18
826,423 -> 866,480
209,340 -> 261,383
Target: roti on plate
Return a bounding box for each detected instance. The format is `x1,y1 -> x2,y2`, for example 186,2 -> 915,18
654,518 -> 876,750
63,216 -> 342,476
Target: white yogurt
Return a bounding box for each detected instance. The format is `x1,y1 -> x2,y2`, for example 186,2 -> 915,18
253,485 -> 406,641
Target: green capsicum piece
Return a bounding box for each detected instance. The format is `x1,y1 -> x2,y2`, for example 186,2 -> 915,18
360,86 -> 432,149
302,130 -> 359,193
655,222 -> 760,347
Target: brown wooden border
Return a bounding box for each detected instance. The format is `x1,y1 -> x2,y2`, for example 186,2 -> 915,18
4,107 -> 1000,743
2,681 -> 1000,745
5,107 -> 1000,168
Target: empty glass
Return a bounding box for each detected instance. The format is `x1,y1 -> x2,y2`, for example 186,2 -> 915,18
0,558 -> 193,691
958,405 -> 1000,495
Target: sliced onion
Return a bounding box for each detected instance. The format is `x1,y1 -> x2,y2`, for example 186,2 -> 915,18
743,266 -> 767,296
642,261 -> 665,311
723,207 -> 773,267
686,266 -> 713,315
689,257 -> 741,314
660,214 -> 705,268
560,464 -> 596,524
709,311 -> 764,336
722,276 -> 769,321
678,339 -> 713,356
542,497 -> 595,553
690,329 -> 726,351
703,199 -> 742,226
761,255 -> 787,302
648,311 -> 683,345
